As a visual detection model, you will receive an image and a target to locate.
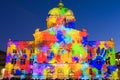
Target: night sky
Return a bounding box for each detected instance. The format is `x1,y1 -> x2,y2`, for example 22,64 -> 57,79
0,0 -> 120,52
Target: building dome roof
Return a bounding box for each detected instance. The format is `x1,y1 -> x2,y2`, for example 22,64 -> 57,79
48,2 -> 74,16
46,2 -> 75,28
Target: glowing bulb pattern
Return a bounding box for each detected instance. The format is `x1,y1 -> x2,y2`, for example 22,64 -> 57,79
4,2 -> 118,79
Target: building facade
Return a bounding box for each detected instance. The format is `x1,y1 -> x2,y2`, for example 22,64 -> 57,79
116,52 -> 120,79
4,2 -> 118,79
0,50 -> 6,75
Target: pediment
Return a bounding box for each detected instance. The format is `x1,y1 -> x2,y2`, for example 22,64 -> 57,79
33,26 -> 88,44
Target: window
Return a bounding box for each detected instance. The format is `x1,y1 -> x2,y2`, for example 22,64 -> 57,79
53,61 -> 57,64
21,69 -> 24,74
58,69 -> 62,73
65,61 -> 68,64
11,69 -> 15,74
47,68 -> 53,78
98,70 -> 101,74
30,49 -> 34,53
22,49 -> 26,53
97,59 -> 101,64
107,68 -> 111,74
30,59 -> 34,65
20,59 -> 25,64
44,61 -> 47,64
30,69 -> 33,74
69,70 -> 74,78
47,50 -> 50,54
13,49 -> 17,53
89,68 -> 92,75
106,59 -> 110,65
89,59 -> 92,64
11,58 -> 16,64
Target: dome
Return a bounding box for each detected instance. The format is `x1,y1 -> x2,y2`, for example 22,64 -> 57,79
48,2 -> 74,16
46,2 -> 75,28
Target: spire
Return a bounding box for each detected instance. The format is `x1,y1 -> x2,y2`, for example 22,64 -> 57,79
110,38 -> 114,42
58,0 -> 64,8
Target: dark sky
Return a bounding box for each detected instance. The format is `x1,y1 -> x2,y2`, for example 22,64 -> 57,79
0,0 -> 120,52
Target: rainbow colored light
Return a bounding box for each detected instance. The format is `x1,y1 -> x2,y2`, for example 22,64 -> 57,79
4,2 -> 118,79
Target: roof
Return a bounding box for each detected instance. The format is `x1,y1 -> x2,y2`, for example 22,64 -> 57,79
0,50 -> 6,54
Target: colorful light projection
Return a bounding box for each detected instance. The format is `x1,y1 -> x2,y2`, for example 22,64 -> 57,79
4,27 -> 118,79
46,2 -> 75,29
4,2 -> 118,79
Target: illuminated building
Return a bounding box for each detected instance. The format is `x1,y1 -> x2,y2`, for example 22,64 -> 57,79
116,52 -> 120,79
0,50 -> 6,76
4,1 -> 118,79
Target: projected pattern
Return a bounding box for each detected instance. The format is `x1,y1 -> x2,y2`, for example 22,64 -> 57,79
4,2 -> 118,79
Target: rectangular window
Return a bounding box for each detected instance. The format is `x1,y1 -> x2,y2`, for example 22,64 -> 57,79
106,59 -> 110,65
30,49 -> 34,53
98,70 -> 101,74
22,49 -> 26,53
11,69 -> 15,74
97,59 -> 101,64
11,58 -> 16,64
89,59 -> 92,64
30,69 -> 33,74
30,59 -> 34,65
107,68 -> 111,74
13,49 -> 17,53
20,59 -> 25,64
89,68 -> 92,75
